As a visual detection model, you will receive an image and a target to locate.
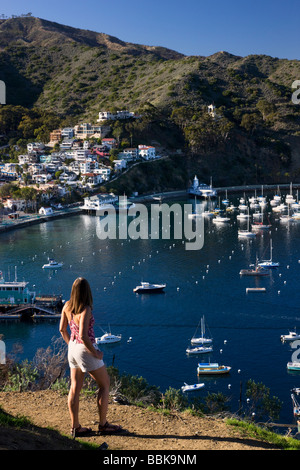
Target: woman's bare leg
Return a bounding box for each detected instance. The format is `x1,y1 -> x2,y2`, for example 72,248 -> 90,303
68,367 -> 85,429
89,365 -> 110,426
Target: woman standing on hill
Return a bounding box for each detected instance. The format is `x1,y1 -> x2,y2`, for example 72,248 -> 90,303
59,277 -> 122,437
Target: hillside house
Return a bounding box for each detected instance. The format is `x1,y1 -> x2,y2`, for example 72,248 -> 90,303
74,123 -> 110,139
138,145 -> 156,160
101,138 -> 117,149
97,110 -> 135,122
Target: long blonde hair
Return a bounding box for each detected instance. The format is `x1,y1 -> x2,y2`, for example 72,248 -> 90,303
68,277 -> 93,315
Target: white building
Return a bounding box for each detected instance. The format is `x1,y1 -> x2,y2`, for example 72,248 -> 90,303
101,138 -> 117,149
61,127 -> 74,139
138,145 -> 156,160
94,167 -> 111,181
79,159 -> 99,174
82,193 -> 118,211
39,207 -> 53,216
74,149 -> 91,162
97,110 -> 135,122
82,173 -> 103,187
113,159 -> 127,171
118,148 -> 138,161
27,142 -> 45,153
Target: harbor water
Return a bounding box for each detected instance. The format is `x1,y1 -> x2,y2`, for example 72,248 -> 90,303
1,192 -> 300,427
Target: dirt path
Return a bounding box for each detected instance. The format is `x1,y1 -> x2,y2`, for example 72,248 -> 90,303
0,390 -> 276,450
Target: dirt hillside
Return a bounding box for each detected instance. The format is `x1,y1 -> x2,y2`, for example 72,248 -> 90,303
0,390 -> 277,451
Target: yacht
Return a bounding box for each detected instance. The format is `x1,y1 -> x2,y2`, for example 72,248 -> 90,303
281,329 -> 300,342
133,282 -> 166,293
42,259 -> 63,269
95,332 -> 122,344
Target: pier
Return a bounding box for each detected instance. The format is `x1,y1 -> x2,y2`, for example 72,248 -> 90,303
0,295 -> 63,321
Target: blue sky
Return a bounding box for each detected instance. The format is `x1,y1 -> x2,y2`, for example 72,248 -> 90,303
1,0 -> 298,59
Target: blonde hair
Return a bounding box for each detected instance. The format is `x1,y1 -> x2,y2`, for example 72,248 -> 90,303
68,277 -> 93,315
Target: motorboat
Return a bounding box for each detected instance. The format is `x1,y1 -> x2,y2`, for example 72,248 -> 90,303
133,282 -> 166,293
287,362 -> 300,371
258,240 -> 280,268
186,345 -> 213,355
197,363 -> 231,375
239,266 -> 269,276
42,259 -> 63,269
191,316 -> 213,345
181,383 -> 205,392
281,329 -> 300,342
95,332 -> 122,344
212,215 -> 230,224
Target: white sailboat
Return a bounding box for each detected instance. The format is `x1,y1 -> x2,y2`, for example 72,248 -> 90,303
191,316 -> 213,345
258,240 -> 280,268
252,205 -> 271,231
238,208 -> 256,238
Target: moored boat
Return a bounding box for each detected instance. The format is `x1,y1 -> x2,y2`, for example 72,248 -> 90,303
42,259 -> 63,269
133,282 -> 166,293
95,332 -> 122,344
197,362 -> 231,375
287,362 -> 300,371
186,345 -> 213,355
181,383 -> 205,392
281,329 -> 300,342
191,316 -> 213,345
258,241 -> 280,268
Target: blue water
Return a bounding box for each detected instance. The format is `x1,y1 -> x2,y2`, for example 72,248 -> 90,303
1,193 -> 300,426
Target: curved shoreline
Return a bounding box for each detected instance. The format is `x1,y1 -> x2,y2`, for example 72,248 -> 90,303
0,183 -> 299,233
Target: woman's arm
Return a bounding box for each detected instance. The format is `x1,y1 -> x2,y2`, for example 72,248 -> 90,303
79,307 -> 103,359
59,305 -> 70,345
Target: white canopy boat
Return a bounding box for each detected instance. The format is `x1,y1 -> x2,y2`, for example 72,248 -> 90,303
281,329 -> 300,342
95,332 -> 122,344
181,382 -> 205,392
42,259 -> 63,269
191,316 -> 213,345
133,282 -> 166,293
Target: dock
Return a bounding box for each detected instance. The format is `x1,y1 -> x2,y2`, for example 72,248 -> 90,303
0,294 -> 63,320
246,287 -> 266,293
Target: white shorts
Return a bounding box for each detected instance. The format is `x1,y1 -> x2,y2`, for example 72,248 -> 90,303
68,340 -> 104,372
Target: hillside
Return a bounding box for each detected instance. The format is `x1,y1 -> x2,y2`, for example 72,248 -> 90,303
1,16 -> 300,188
0,390 -> 278,451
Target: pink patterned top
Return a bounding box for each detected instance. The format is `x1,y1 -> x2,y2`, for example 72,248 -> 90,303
69,312 -> 96,344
